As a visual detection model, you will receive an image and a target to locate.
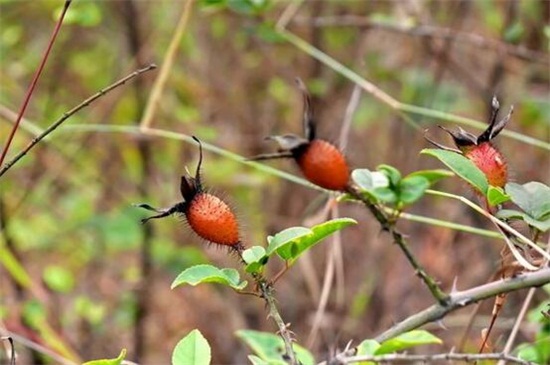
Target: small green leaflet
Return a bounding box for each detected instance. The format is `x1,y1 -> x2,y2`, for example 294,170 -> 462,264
421,149 -> 489,195
172,329 -> 211,365
487,185 -> 511,206
236,330 -> 314,365
171,265 -> 247,290
266,218 -> 357,261
83,349 -> 126,365
242,246 -> 268,274
376,330 -> 442,354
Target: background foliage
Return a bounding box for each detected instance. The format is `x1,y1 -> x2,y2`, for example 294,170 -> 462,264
0,0 -> 548,363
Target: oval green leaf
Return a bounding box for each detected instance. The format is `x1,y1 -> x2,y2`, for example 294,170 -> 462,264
421,149 -> 488,194
236,330 -> 315,365
487,185 -> 511,207
377,164 -> 402,186
172,329 -> 211,365
243,246 -> 268,274
43,265 -> 75,293
398,176 -> 430,205
274,218 -> 357,261
266,227 -> 311,256
171,265 -> 247,291
375,330 -> 442,355
352,169 -> 389,192
506,182 -> 550,220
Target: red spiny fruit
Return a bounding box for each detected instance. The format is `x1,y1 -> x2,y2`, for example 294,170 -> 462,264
248,78 -> 350,191
186,193 -> 239,246
426,97 -> 512,189
296,139 -> 349,191
462,142 -> 507,188
135,137 -> 241,248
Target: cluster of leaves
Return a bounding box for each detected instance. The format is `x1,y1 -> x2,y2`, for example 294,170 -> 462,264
171,218 -> 356,291
350,164 -> 452,210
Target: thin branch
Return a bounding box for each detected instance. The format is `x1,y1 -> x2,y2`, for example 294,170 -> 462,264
260,281 -> 298,365
2,331 -> 77,365
0,0 -> 72,166
375,267 -> 550,343
139,0 -> 194,130
346,185 -> 448,304
296,15 -> 548,64
335,351 -> 535,365
0,336 -> 15,365
0,64 -> 157,178
497,236 -> 550,365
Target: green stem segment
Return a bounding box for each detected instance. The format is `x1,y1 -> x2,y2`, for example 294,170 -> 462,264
346,184 -> 449,305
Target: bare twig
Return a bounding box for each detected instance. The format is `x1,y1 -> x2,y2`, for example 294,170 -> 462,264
296,15 -> 549,64
376,268 -> 550,343
1,336 -> 15,365
0,64 -> 157,178
496,236 -> 550,365
2,331 -> 77,365
0,0 -> 72,166
334,351 -> 535,364
139,0 -> 194,130
328,268 -> 550,362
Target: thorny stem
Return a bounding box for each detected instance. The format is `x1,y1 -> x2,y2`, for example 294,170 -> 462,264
232,246 -> 298,365
0,64 -> 157,178
332,351 -> 535,365
329,268 -> 550,363
0,0 -> 72,167
346,184 -> 449,304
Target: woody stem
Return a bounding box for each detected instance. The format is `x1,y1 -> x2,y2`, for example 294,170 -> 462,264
232,246 -> 298,365
345,184 -> 449,304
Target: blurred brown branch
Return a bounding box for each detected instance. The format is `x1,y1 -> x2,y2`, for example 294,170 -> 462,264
334,351 -> 534,365
295,15 -> 549,64
0,64 -> 157,179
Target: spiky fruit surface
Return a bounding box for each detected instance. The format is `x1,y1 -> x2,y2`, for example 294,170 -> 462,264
296,139 -> 349,191
463,142 -> 507,187
185,193 -> 240,246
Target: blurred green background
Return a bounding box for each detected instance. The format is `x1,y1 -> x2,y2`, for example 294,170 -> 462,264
0,0 -> 548,363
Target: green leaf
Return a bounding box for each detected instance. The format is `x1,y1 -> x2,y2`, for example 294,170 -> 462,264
421,149 -> 489,194
497,209 -> 550,233
171,265 -> 247,290
274,218 -> 357,261
83,349 -> 126,365
243,246 -> 267,264
406,169 -> 454,184
172,329 -> 211,365
356,339 -> 381,365
236,330 -> 315,365
43,265 -> 75,293
371,187 -> 398,204
266,227 -> 311,256
487,186 -> 511,206
377,164 -> 402,186
506,182 -> 550,220
352,169 -> 389,191
398,176 -> 430,205
375,330 -> 442,355
242,246 -> 268,273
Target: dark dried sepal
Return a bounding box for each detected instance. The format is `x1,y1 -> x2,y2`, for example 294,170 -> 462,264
295,77 -> 316,141
477,104 -> 513,144
439,126 -> 478,148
